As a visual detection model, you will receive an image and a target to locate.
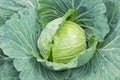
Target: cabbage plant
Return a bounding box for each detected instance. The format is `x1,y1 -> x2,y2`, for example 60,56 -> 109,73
0,0 -> 120,80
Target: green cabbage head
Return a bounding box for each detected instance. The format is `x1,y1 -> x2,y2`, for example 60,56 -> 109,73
37,17 -> 86,63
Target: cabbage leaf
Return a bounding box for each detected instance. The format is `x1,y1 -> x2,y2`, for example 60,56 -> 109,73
0,49 -> 20,80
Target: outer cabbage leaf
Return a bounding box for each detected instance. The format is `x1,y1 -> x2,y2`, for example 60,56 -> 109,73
0,49 -> 20,80
0,8 -> 69,80
29,0 -> 40,9
14,58 -> 69,80
0,0 -> 26,26
39,0 -> 109,41
69,0 -> 120,80
0,8 -> 39,58
0,0 -> 40,26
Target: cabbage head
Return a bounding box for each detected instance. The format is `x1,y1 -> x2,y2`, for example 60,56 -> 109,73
38,17 -> 86,63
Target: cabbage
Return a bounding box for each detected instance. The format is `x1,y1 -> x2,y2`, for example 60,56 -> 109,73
38,17 -> 86,63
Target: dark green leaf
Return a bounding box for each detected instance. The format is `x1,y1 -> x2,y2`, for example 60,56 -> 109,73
0,49 -> 20,80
